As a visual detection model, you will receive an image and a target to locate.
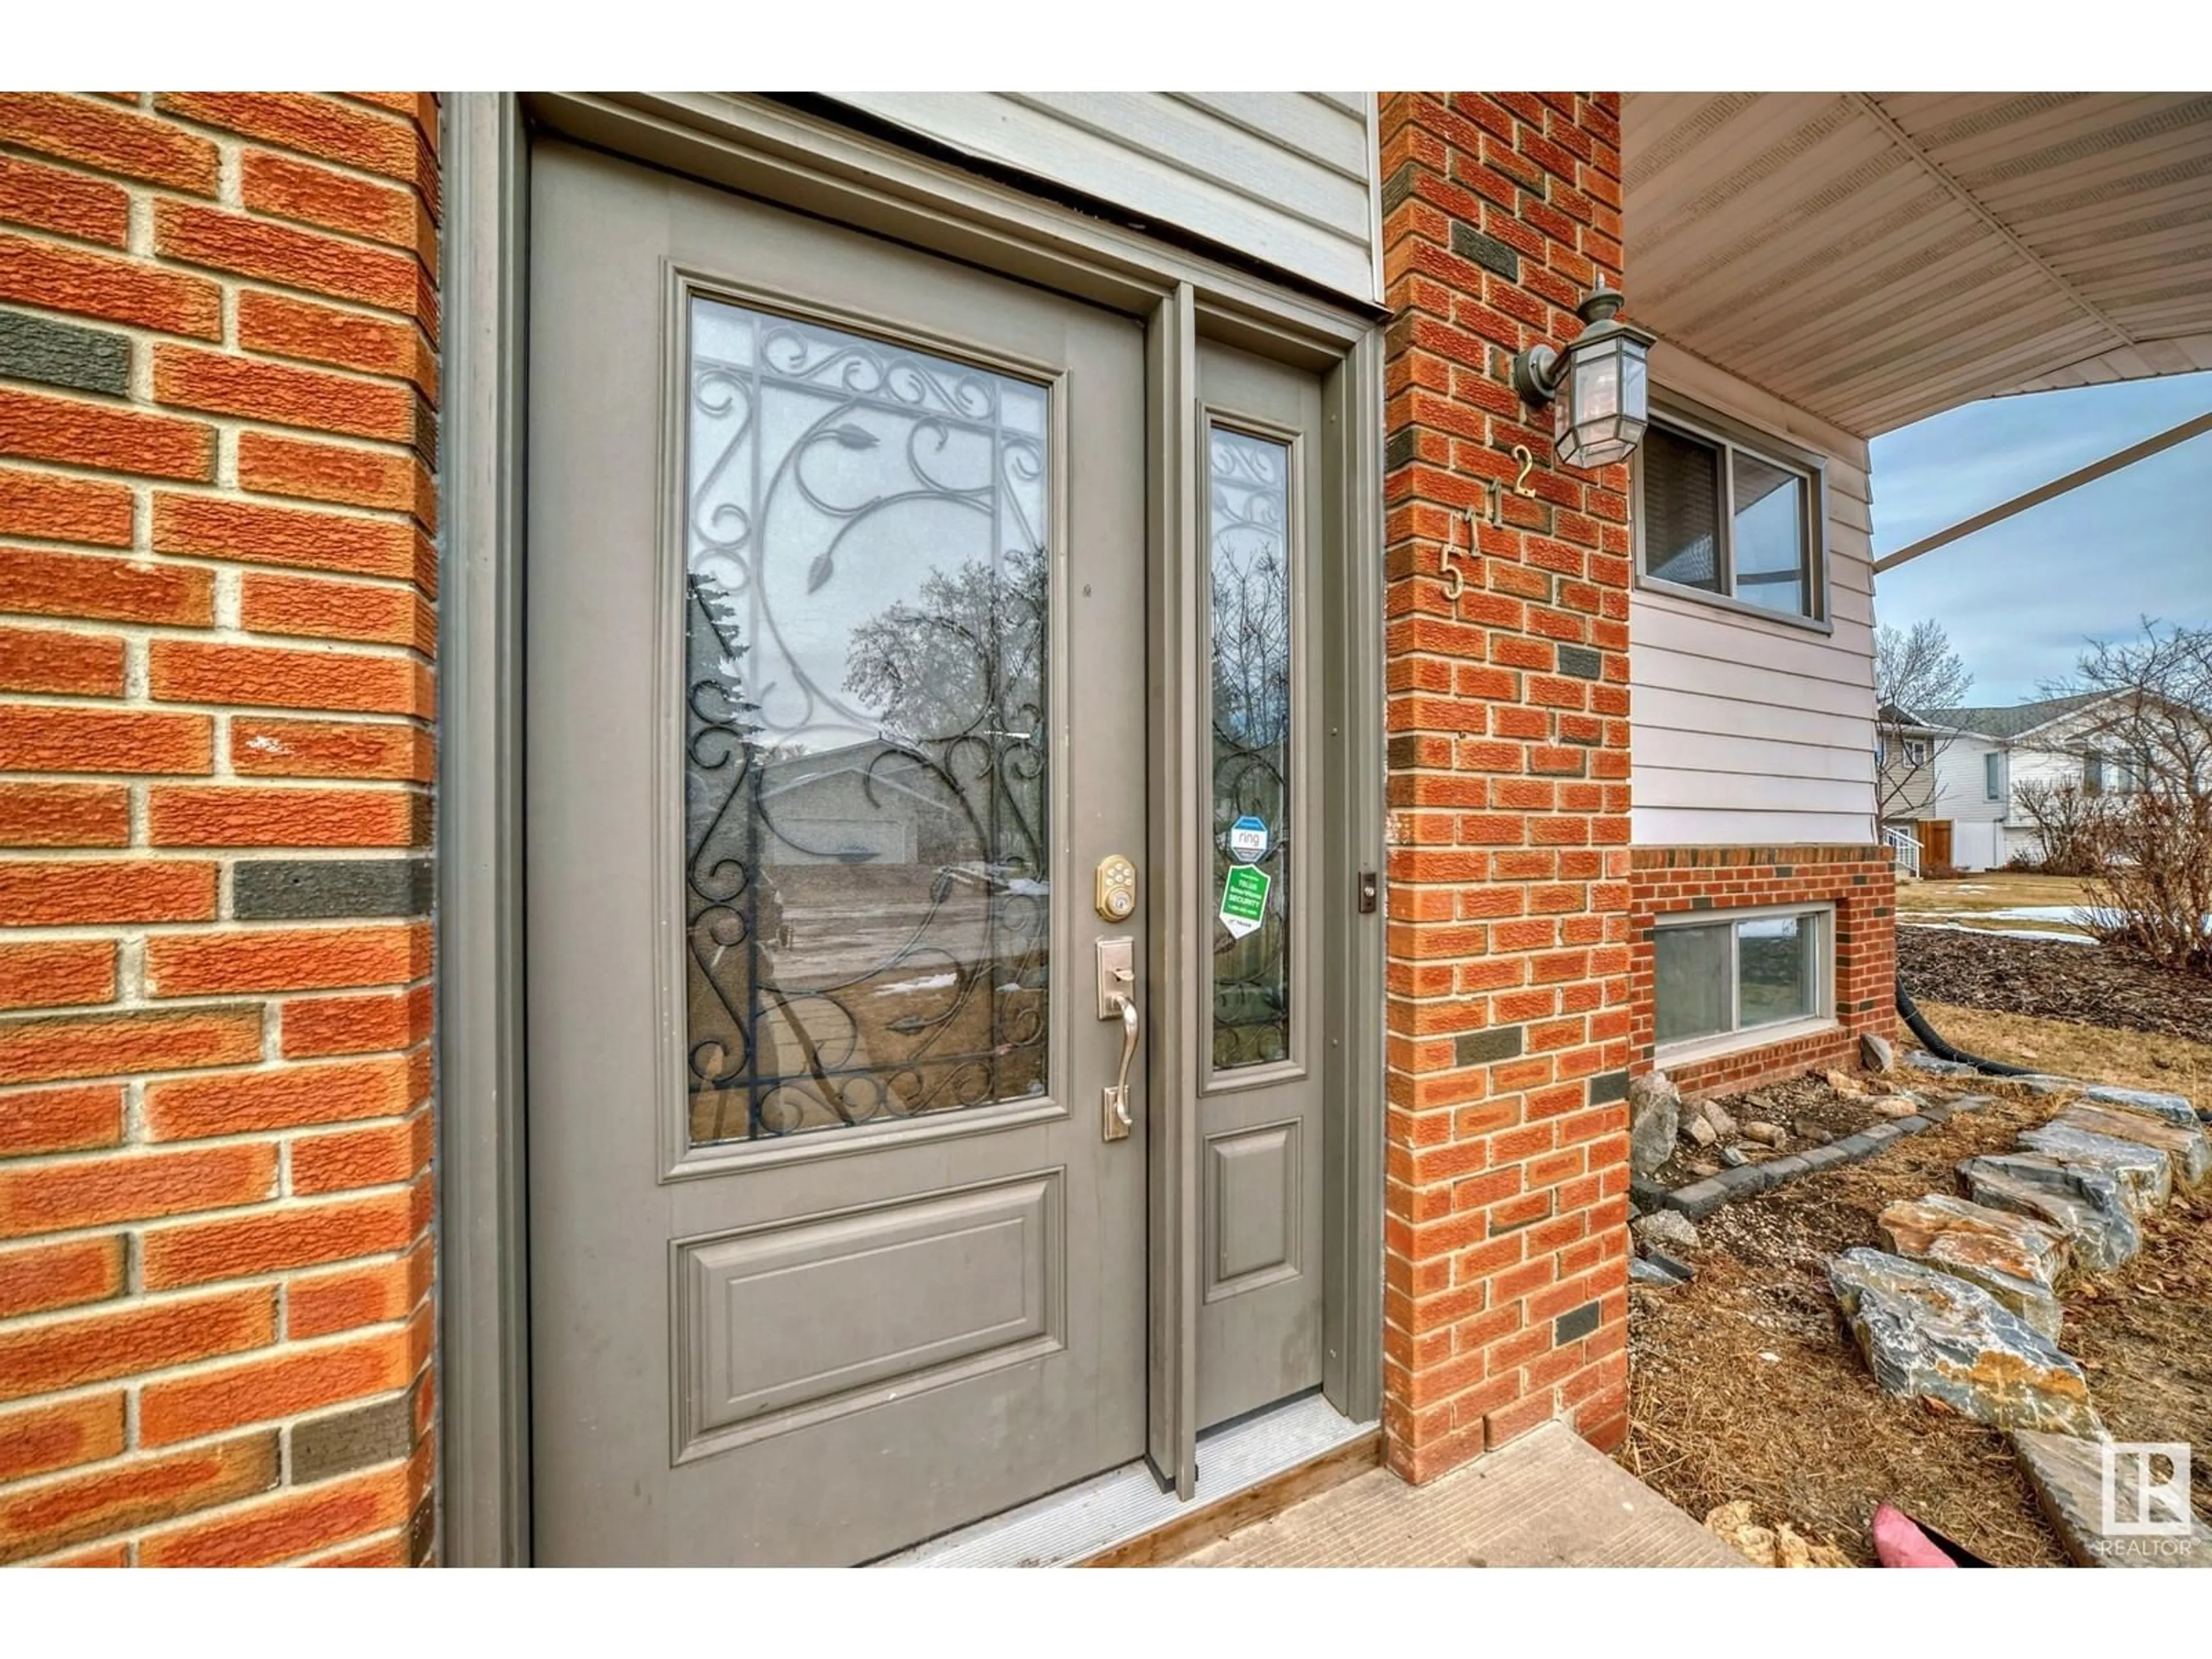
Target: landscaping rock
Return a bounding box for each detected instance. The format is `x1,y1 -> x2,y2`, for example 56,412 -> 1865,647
1718,1145 -> 1749,1168
2077,1084 -> 2198,1130
1661,1178 -> 1730,1220
1633,1210 -> 1700,1255
1860,1032 -> 1895,1074
1947,1094 -> 1997,1113
1629,1256 -> 1683,1287
2051,1102 -> 2210,1189
1906,1052 -> 1980,1077
1742,1121 -> 1787,1147
1824,1070 -> 1864,1097
2016,1123 -> 2173,1216
1641,1249 -> 1696,1285
1696,1099 -> 1740,1140
2010,1074 -> 2081,1097
1828,1248 -> 2102,1438
1801,1125 -> 1834,1145
2014,1429 -> 2212,1568
1869,1096 -> 1922,1119
1958,1154 -> 2142,1274
1628,1070 -> 1681,1176
1682,1115 -> 1718,1149
1874,1195 -> 2071,1339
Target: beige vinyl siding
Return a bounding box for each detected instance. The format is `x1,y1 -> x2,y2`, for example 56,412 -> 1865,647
1631,344 -> 1880,846
828,93 -> 1381,302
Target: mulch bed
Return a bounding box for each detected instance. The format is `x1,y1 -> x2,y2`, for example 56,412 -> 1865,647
1898,925 -> 2212,1044
1624,1082 -> 2078,1567
2069,1185 -> 2212,1521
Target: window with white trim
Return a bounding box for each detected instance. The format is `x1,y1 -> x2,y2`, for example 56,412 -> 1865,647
1985,751 -> 2005,801
1904,739 -> 1927,765
1653,904 -> 1833,1054
1635,402 -> 1826,623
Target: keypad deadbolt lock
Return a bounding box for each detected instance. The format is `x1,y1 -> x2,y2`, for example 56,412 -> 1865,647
1094,854 -> 1137,922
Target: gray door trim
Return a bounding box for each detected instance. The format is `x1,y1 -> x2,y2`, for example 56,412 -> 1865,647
1143,285 -> 1202,1496
437,90 -> 534,1567
437,88 -> 1385,1565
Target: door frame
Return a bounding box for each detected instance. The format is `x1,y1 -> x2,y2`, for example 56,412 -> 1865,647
439,90 -> 1387,1566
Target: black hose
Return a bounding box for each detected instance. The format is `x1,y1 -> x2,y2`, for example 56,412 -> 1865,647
1895,974 -> 2036,1077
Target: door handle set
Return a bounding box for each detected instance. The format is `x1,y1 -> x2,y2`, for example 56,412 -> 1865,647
1096,933 -> 1138,1143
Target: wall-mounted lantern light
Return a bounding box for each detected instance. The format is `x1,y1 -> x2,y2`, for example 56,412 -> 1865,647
1511,284 -> 1655,471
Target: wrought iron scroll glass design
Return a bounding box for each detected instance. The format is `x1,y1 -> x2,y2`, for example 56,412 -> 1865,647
1207,426 -> 1293,1070
683,296 -> 1051,1145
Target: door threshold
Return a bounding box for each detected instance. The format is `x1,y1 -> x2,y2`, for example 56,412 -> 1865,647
874,1392 -> 1378,1569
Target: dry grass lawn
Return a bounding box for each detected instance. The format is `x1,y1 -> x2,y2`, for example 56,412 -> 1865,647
1896,873 -> 2093,915
1917,998 -> 2212,1100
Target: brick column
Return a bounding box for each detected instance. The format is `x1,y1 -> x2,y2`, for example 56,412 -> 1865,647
0,94 -> 438,1566
1375,93 -> 1633,1482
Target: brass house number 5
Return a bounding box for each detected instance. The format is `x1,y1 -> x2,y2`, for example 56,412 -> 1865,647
1439,444 -> 1538,613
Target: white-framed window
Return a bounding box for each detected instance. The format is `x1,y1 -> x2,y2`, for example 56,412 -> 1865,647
1904,738 -> 1928,765
1985,751 -> 2005,801
2084,751 -> 2104,795
1653,903 -> 1834,1059
1634,396 -> 1827,626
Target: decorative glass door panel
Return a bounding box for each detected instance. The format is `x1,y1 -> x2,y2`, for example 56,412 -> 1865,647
683,297 -> 1052,1145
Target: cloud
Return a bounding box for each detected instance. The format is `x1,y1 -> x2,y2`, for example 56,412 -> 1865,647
1869,370 -> 2212,702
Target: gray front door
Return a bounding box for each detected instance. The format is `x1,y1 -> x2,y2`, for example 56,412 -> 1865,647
524,142 -> 1150,1566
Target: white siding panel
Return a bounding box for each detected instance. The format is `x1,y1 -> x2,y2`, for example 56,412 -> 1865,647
830,93 -> 1380,302
1632,348 -> 1880,847
1636,807 -> 1878,846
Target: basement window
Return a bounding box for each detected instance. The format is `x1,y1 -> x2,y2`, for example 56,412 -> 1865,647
1634,398 -> 1827,626
1653,904 -> 1834,1059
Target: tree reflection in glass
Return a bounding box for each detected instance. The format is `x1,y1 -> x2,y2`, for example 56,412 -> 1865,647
683,296 -> 1050,1144
1208,427 -> 1293,1070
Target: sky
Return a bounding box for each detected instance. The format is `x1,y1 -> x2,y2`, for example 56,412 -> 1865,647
1868,369 -> 2212,706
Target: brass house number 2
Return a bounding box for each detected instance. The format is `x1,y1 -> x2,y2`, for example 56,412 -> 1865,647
1439,444 -> 1538,611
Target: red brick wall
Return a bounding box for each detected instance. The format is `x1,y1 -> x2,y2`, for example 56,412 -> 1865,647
1376,93 -> 1633,1483
0,93 -> 438,1567
1629,845 -> 1899,1099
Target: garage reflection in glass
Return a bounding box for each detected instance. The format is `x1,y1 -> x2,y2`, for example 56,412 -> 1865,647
682,296 -> 1051,1144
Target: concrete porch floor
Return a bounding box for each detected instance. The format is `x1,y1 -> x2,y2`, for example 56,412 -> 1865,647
1167,1421 -> 1752,1567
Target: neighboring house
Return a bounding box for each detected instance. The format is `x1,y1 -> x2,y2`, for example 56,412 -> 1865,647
1897,693 -> 2146,870
0,91 -> 2206,1569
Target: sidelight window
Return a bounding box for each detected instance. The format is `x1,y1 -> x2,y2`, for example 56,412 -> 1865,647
1206,423 -> 1295,1071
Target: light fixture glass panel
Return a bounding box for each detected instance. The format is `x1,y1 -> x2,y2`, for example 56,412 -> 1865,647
1732,451 -> 1809,616
1622,349 -> 1649,424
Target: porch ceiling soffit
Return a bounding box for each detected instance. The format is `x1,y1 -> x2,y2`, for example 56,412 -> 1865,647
1622,92 -> 2212,437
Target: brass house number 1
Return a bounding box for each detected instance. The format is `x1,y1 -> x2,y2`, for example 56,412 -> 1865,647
1439,444 -> 1537,612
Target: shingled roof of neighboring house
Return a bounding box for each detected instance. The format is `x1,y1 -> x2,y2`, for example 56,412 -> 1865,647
1923,692 -> 2108,742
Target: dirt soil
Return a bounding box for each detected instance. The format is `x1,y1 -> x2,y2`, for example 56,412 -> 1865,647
1623,1082 -> 2077,1567
1899,925 -> 2212,1043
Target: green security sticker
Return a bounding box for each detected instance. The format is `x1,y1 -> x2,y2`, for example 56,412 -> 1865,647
1218,863 -> 1270,940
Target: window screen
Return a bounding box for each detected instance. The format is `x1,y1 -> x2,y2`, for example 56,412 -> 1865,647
1640,425 -> 1722,593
